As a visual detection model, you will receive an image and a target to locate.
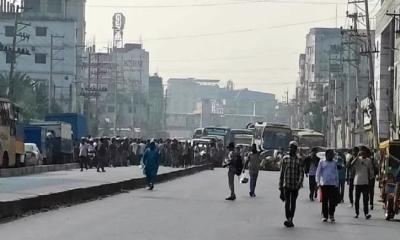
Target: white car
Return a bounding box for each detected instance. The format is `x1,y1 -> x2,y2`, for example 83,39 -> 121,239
24,143 -> 43,166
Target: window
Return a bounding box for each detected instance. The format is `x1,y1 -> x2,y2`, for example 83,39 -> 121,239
48,0 -> 62,13
35,53 -> 47,64
5,26 -> 14,37
107,106 -> 115,113
25,0 -> 41,12
5,52 -> 12,64
36,27 -> 47,37
311,64 -> 315,73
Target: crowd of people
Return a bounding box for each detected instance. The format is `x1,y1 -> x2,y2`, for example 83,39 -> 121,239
78,136 -> 380,227
280,143 -> 378,227
77,137 -> 228,188
222,141 -> 379,228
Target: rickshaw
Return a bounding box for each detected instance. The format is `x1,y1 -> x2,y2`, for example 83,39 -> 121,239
379,140 -> 400,220
191,139 -> 211,165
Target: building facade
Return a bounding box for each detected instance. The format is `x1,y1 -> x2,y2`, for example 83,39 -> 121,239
165,78 -> 276,138
0,0 -> 86,112
375,0 -> 399,141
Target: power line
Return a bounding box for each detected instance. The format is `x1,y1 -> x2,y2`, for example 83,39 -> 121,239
87,0 -> 346,8
139,16 -> 343,41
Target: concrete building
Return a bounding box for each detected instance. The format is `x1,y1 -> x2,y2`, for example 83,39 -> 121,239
295,27 -> 373,148
84,43 -> 150,137
148,73 -> 165,137
375,0 -> 399,141
166,78 -> 221,114
166,78 -> 276,138
305,28 -> 342,102
0,0 -> 86,112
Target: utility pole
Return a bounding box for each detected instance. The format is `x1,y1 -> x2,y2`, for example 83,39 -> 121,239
49,34 -> 64,113
364,0 -> 380,149
2,4 -> 31,100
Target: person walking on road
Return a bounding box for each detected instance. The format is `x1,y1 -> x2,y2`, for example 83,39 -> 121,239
369,150 -> 379,210
279,141 -> 304,228
346,147 -> 359,207
304,147 -> 320,201
79,138 -> 89,171
336,152 -> 346,203
245,144 -> 261,197
97,138 -> 107,173
351,146 -> 373,219
223,142 -> 243,201
316,149 -> 339,223
142,141 -> 160,190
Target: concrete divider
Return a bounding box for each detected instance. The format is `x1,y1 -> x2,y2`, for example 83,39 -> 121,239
0,165 -> 209,220
0,164 -> 80,178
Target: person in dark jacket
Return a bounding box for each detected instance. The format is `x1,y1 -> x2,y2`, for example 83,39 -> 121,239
304,147 -> 320,201
223,142 -> 242,201
96,138 -> 107,173
142,141 -> 160,190
245,144 -> 261,197
347,147 -> 359,207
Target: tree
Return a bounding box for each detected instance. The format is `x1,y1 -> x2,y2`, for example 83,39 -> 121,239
0,72 -> 48,121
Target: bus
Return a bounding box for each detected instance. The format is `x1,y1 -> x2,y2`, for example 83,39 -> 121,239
231,129 -> 253,147
293,129 -> 325,149
0,98 -> 24,168
203,127 -> 232,146
193,128 -> 204,139
253,122 -> 293,152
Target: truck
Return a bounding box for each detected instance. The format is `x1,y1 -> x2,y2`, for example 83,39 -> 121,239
45,113 -> 87,142
26,121 -> 74,164
24,125 -> 46,159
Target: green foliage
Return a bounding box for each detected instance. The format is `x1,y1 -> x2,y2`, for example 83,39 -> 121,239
0,72 -> 49,122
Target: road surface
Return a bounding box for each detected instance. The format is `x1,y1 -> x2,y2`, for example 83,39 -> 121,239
0,169 -> 398,240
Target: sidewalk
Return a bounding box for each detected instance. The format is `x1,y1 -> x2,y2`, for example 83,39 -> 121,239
0,163 -> 80,178
0,165 -> 209,219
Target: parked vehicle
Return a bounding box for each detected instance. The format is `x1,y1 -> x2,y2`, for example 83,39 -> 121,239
24,143 -> 43,166
45,113 -> 87,143
0,98 -> 24,168
379,140 -> 400,220
27,121 -> 74,164
193,128 -> 204,139
203,127 -> 232,147
24,125 -> 46,159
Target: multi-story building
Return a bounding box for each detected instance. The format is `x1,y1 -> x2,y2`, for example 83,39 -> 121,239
304,28 -> 342,102
166,78 -> 221,114
85,43 -> 150,137
375,0 -> 399,141
148,73 -> 165,137
296,27 -> 373,148
0,0 -> 86,112
166,78 -> 276,137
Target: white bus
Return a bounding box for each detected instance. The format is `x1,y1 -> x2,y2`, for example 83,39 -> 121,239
253,122 -> 293,152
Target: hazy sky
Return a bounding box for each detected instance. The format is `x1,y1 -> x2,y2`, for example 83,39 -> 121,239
86,0 -> 380,100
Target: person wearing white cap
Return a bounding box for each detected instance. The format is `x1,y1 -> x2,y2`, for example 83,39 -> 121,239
279,141 -> 304,228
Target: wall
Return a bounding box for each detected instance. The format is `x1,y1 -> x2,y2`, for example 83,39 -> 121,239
0,18 -> 77,112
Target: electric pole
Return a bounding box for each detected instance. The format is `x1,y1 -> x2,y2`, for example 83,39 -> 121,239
0,4 -> 31,100
364,0 -> 380,149
48,34 -> 64,114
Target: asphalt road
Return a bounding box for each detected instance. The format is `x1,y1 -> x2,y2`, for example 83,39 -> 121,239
0,169 -> 399,240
